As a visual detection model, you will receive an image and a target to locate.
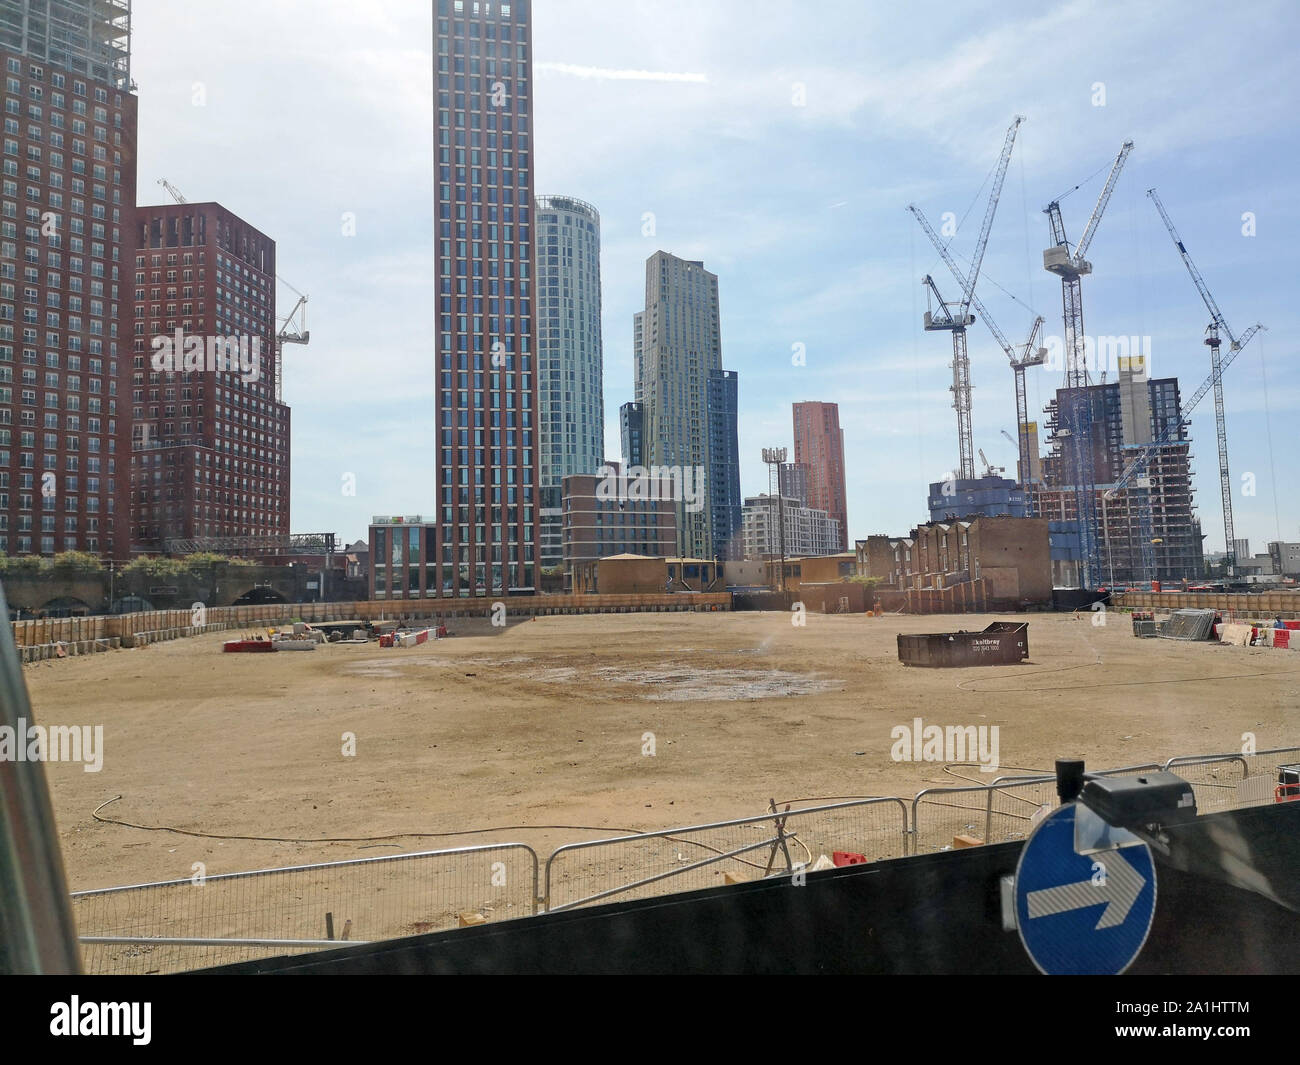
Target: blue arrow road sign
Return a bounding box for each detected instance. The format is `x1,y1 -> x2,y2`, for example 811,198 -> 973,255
1014,803 -> 1156,975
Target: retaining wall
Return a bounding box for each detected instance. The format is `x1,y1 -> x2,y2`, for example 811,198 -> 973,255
1116,591 -> 1300,618
10,593 -> 732,664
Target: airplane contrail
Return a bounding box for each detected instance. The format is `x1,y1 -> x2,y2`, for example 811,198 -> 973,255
536,62 -> 707,83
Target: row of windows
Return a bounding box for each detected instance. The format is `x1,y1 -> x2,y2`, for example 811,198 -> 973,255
5,59 -> 111,102
0,536 -> 100,554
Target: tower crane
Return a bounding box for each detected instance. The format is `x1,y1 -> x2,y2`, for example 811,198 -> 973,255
157,178 -> 187,204
153,178 -> 309,404
1106,321 -> 1264,580
908,115 -> 1023,481
1041,140 -> 1134,588
978,448 -> 1004,478
274,281 -> 309,405
1147,187 -> 1252,576
909,204 -> 1045,506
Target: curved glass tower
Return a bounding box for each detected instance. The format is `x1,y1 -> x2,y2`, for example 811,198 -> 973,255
535,194 -> 603,568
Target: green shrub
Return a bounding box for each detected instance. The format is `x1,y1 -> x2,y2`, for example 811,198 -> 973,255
51,550 -> 105,575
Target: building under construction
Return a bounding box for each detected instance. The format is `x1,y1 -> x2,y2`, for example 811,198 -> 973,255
1036,371 -> 1204,585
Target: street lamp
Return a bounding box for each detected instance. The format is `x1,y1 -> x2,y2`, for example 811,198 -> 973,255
762,447 -> 788,594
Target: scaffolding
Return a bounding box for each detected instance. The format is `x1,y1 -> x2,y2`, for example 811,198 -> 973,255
0,0 -> 132,91
1040,380 -> 1203,585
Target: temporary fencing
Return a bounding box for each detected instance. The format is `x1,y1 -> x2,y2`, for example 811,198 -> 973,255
911,763 -> 1162,855
1162,746 -> 1300,813
1159,609 -> 1217,641
72,746 -> 1300,974
543,798 -> 909,912
72,843 -> 539,975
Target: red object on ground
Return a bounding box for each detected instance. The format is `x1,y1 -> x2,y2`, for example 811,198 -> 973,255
832,851 -> 868,867
378,633 -> 395,648
1274,629 -> 1291,649
223,639 -> 275,653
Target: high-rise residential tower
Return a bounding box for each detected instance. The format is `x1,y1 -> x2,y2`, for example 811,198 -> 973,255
792,401 -> 848,551
778,461 -> 810,508
0,0 -> 136,559
634,251 -> 727,560
535,193 -> 601,570
434,0 -> 536,596
707,367 -> 740,560
129,203 -> 288,551
619,400 -> 643,468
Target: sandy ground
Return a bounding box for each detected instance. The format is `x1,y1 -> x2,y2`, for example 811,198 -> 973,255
24,609 -> 1299,895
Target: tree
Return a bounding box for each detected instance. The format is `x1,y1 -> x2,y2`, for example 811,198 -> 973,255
120,556 -> 188,583
51,551 -> 105,576
0,555 -> 49,575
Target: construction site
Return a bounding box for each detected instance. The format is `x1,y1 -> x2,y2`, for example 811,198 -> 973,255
22,603 -> 1295,974
909,123 -> 1263,593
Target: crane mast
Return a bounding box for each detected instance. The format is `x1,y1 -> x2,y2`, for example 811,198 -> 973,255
1041,140 -> 1134,588
908,116 -> 1022,481
1147,187 -> 1247,574
909,204 -> 1045,507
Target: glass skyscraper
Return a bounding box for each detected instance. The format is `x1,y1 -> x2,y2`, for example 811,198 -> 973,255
634,251 -> 738,561
535,193 -> 602,569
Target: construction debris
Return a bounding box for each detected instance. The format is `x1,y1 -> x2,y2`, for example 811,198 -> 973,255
1157,609 -> 1217,641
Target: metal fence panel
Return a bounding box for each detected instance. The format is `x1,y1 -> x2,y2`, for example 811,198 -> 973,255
544,799 -> 908,912
912,781 -> 1047,854
72,843 -> 538,975
66,749 -> 1300,973
1164,747 -> 1300,813
912,764 -> 1164,854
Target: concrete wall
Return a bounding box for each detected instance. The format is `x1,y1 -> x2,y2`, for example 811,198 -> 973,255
798,581 -> 869,613
723,559 -> 769,588
598,556 -> 670,595
784,553 -> 856,594
970,515 -> 1051,605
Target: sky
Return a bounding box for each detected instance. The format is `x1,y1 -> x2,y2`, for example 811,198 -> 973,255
131,0 -> 1300,555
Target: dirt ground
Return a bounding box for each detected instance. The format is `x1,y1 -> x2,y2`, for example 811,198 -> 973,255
23,609 -> 1300,893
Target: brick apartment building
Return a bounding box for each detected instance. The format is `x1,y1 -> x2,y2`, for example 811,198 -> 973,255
368,515 -> 436,600
855,514 -> 1051,607
792,401 -> 848,551
561,462 -> 677,573
0,5 -> 137,559
128,202 -> 289,551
